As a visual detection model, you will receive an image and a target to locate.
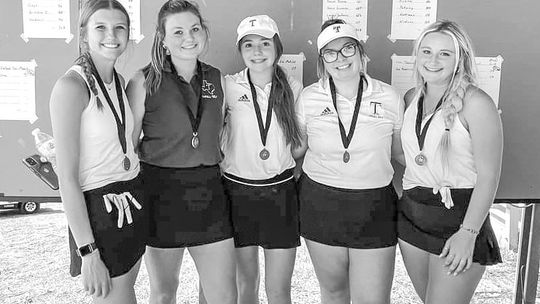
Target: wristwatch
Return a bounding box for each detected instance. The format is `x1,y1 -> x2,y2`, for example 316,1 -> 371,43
76,242 -> 98,257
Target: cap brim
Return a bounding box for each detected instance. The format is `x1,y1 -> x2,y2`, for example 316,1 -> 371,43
236,29 -> 276,44
317,23 -> 361,52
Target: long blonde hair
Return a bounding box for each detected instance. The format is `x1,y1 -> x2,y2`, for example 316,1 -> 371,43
411,20 -> 478,166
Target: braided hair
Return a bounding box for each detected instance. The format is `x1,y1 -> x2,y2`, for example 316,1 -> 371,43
411,20 -> 478,167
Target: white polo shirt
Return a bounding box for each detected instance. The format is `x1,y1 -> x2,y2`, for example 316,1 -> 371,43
297,74 -> 403,189
221,68 -> 303,180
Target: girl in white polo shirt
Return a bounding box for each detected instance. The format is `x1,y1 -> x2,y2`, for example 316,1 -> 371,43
398,20 -> 502,303
295,19 -> 404,303
220,15 -> 302,304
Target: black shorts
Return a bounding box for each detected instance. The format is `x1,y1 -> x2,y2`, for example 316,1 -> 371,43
224,169 -> 300,249
398,187 -> 502,266
69,175 -> 148,278
142,162 -> 233,248
299,174 -> 398,249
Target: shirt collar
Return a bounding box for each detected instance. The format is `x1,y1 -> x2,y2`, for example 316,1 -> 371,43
163,57 -> 209,77
236,68 -> 273,92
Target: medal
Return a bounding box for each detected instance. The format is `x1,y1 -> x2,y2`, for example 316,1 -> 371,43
414,153 -> 427,166
248,71 -> 275,161
414,95 -> 444,166
329,76 -> 365,165
90,60 -> 131,172
170,61 -> 205,151
343,151 -> 350,163
191,132 -> 200,149
123,156 -> 131,170
259,148 -> 270,160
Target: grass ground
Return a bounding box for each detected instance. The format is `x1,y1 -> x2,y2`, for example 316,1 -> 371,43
0,203 -> 531,303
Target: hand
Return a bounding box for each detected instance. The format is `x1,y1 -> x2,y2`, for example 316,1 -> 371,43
81,250 -> 111,298
103,192 -> 142,228
439,229 -> 477,276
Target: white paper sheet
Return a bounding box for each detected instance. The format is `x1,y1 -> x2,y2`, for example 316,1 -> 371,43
475,56 -> 503,107
278,53 -> 306,84
389,0 -> 437,41
390,55 -> 504,106
390,55 -> 416,98
0,61 -> 37,122
21,0 -> 72,42
322,0 -> 369,41
117,0 -> 144,43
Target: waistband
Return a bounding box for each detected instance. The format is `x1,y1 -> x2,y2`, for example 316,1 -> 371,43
223,168 -> 294,187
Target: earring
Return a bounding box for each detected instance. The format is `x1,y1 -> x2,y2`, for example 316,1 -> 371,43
163,44 -> 170,55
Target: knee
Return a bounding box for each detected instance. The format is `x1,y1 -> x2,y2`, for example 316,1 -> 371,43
149,278 -> 179,304
236,267 -> 260,290
320,281 -> 349,300
265,284 -> 291,302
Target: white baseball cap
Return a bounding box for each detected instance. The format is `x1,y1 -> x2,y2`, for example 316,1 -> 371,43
236,15 -> 280,45
317,22 -> 360,53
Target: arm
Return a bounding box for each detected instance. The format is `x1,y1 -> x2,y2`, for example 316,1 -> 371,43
292,88 -> 308,160
461,87 -> 502,231
391,89 -> 409,166
50,72 -> 111,296
126,71 -> 146,152
392,88 -> 415,166
441,87 -> 503,275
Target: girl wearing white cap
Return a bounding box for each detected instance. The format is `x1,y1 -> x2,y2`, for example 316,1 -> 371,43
397,20 -> 502,303
295,19 -> 404,303
220,14 -> 302,304
126,1 -> 236,303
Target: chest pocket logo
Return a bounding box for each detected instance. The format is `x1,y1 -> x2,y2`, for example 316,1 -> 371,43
369,101 -> 385,118
202,80 -> 218,99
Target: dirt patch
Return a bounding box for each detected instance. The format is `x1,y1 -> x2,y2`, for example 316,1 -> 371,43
0,204 -> 530,303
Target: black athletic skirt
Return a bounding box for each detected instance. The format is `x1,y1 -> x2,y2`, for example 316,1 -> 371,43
299,174 -> 398,249
69,175 -> 148,278
224,169 -> 300,249
398,187 -> 502,265
141,162 -> 233,248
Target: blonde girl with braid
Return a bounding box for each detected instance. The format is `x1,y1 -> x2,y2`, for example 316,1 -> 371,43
50,0 -> 148,303
397,20 -> 503,303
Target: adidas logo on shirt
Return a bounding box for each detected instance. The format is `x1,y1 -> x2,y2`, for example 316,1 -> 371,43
320,107 -> 334,116
238,94 -> 250,102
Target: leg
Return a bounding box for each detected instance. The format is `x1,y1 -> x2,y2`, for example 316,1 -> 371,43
235,246 -> 260,304
189,238 -> 237,304
145,246 -> 185,304
263,248 -> 296,304
305,239 -> 350,304
198,282 -> 207,304
425,254 -> 485,304
92,259 -> 142,304
349,246 -> 396,304
398,239 -> 430,302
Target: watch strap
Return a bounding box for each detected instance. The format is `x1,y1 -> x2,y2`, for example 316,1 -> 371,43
76,242 -> 98,257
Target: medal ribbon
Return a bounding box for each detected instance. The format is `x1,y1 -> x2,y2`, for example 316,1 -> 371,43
247,70 -> 274,148
329,75 -> 364,150
171,61 -> 204,137
90,61 -> 127,157
415,94 -> 444,151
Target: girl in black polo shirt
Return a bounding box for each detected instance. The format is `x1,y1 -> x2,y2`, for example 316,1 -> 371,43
126,1 -> 236,303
